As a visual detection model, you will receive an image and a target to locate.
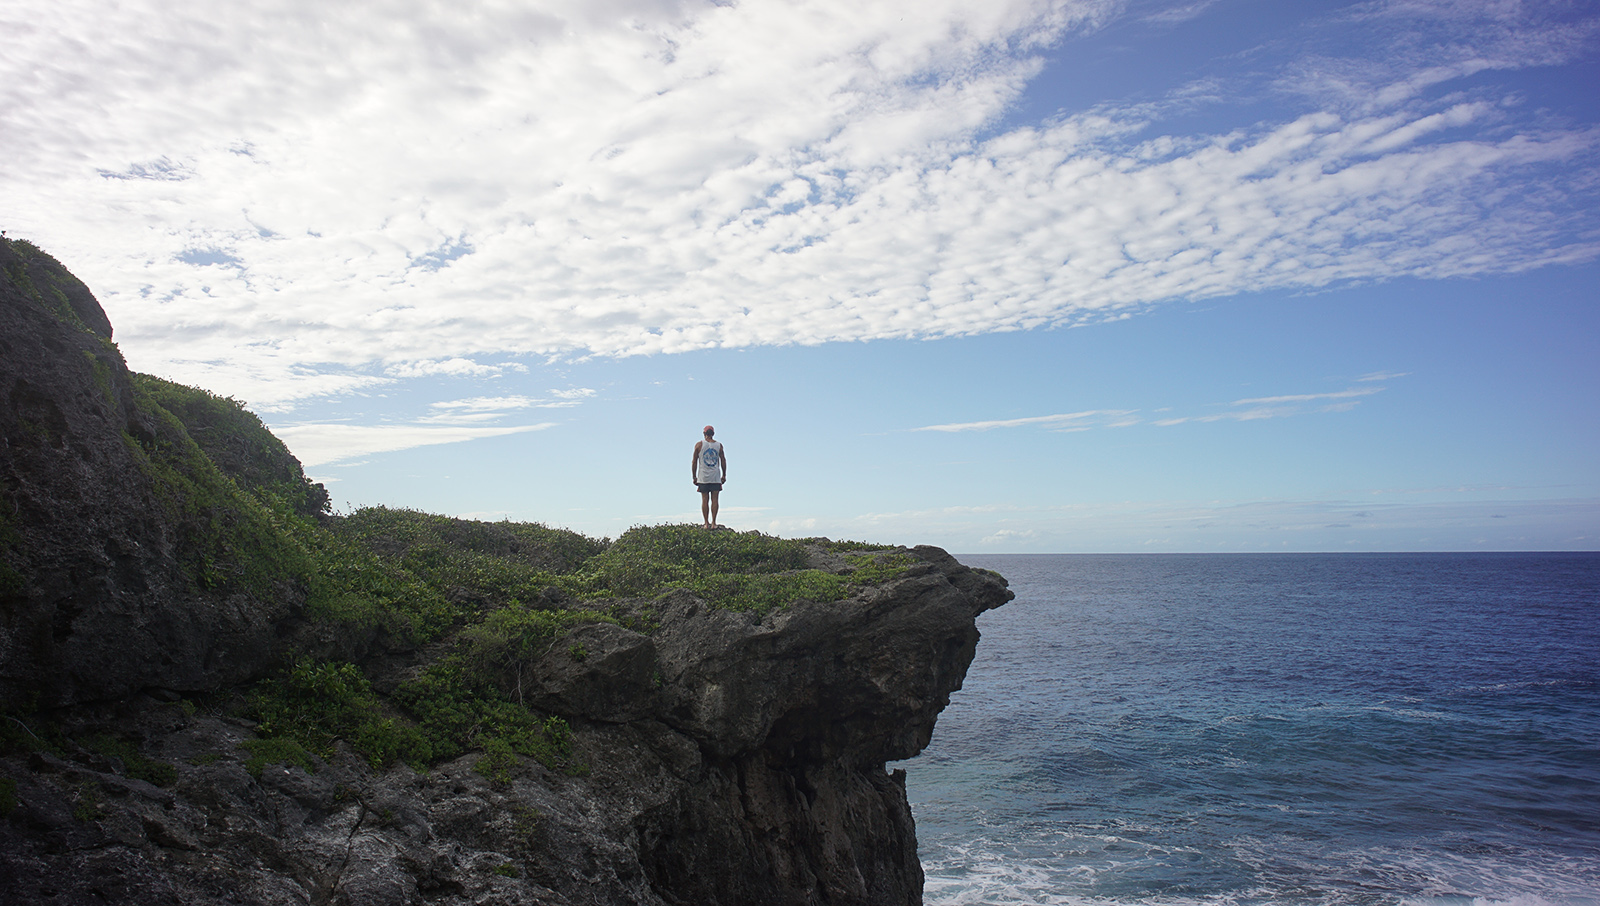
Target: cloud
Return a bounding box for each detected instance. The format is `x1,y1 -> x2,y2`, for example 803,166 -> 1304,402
980,528 -> 1038,545
917,383 -> 1394,432
418,393 -> 592,424
1229,388 -> 1385,406
3,0 -> 1595,406
272,421 -> 557,467
386,359 -> 510,379
1155,386 -> 1387,425
1139,1 -> 1220,26
914,409 -> 1139,432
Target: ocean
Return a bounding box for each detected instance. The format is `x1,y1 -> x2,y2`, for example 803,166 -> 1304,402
905,553 -> 1600,906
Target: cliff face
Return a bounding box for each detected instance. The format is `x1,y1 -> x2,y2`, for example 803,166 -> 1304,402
0,238 -> 1012,906
0,239 -> 325,708
2,551 -> 1008,906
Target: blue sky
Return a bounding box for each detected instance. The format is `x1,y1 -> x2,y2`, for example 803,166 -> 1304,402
3,0 -> 1597,551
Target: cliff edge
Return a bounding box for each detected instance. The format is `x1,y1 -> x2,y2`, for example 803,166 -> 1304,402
0,238 -> 1012,905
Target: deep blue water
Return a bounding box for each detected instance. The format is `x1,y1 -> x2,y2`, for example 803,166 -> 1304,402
906,553 -> 1600,906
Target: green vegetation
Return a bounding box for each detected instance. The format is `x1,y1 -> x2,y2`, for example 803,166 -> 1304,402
840,551 -> 920,585
456,603 -> 616,697
394,657 -> 579,775
227,522 -> 919,778
246,660 -> 431,771
79,733 -> 178,787
562,524 -> 919,613
799,537 -> 899,552
296,514 -> 457,643
0,776 -> 16,816
71,781 -> 105,822
0,237 -> 94,335
509,804 -> 541,853
240,737 -> 316,778
568,524 -> 831,612
134,374 -> 330,517
82,349 -> 116,408
124,377 -> 317,600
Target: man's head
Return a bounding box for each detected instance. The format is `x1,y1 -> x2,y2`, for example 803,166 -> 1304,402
703,425 -> 715,438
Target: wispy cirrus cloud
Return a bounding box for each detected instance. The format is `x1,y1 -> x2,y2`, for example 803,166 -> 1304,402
1155,386 -> 1387,425
914,409 -> 1140,432
917,382 -> 1396,432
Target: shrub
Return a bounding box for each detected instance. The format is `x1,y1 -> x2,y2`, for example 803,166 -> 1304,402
394,658 -> 580,774
247,660 -> 433,770
456,604 -> 616,702
568,524 -> 845,612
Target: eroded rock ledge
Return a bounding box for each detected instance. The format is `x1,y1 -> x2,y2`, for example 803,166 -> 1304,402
1,548 -> 1009,906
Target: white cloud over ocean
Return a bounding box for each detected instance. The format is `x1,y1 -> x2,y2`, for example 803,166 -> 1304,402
3,0 -> 1597,410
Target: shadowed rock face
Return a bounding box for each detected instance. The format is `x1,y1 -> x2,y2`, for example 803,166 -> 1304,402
629,550 -> 1010,905
0,238 -> 314,708
0,239 -> 1013,905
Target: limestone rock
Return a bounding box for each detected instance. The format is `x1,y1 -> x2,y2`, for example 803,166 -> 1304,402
1,550 -> 1009,906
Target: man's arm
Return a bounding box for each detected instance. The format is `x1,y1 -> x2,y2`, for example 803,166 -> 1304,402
691,441 -> 702,482
719,447 -> 727,482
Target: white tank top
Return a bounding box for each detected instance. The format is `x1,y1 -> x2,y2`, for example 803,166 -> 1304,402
696,440 -> 724,483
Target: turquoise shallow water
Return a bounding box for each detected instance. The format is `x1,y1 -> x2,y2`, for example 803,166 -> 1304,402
905,554 -> 1600,906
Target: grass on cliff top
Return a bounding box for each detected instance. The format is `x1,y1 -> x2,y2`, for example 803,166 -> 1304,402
302,515 -> 919,632
236,525 -> 919,776
566,524 -> 917,614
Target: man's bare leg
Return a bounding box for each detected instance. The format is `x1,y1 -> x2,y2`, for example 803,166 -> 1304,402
709,489 -> 720,528
701,492 -> 712,528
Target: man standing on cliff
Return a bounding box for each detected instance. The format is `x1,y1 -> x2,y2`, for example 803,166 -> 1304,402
692,425 -> 727,529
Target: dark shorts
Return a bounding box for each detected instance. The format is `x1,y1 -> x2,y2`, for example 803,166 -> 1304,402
697,482 -> 723,494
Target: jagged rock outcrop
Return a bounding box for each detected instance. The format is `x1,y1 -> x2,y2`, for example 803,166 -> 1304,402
1,547 -> 1008,905
0,239 -> 1012,905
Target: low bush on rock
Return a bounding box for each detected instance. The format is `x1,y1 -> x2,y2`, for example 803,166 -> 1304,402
564,524 -> 919,613
247,660 -> 433,771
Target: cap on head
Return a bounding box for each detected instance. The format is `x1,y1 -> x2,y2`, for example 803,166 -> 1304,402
703,425 -> 715,436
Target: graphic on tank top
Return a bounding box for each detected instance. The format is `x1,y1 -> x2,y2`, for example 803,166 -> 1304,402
697,442 -> 723,482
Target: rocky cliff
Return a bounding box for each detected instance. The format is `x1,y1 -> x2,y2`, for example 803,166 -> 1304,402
0,237 -> 1011,905
0,238 -> 329,709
